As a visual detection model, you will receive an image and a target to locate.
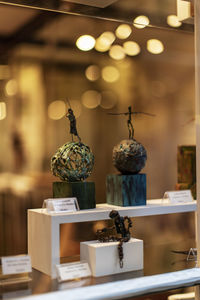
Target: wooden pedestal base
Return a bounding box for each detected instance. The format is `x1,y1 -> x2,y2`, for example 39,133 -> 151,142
53,181 -> 96,210
106,174 -> 146,206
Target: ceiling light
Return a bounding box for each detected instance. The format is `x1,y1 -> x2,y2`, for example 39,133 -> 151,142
133,15 -> 150,29
123,41 -> 141,56
115,24 -> 132,39
48,100 -> 66,120
101,66 -> 120,83
81,90 -> 101,109
167,15 -> 182,27
76,35 -> 95,51
85,65 -> 100,81
147,39 -> 164,54
109,45 -> 126,60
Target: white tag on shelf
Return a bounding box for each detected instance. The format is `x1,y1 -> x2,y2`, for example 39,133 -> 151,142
163,190 -> 193,203
1,255 -> 32,275
44,198 -> 79,213
56,262 -> 91,282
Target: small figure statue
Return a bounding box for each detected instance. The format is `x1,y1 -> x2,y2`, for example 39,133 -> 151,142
96,210 -> 132,268
67,108 -> 81,142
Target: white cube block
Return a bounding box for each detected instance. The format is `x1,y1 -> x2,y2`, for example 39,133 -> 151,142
80,238 -> 143,277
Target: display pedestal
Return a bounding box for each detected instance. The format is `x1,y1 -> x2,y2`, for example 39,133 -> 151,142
80,238 -> 143,277
53,181 -> 96,210
106,174 -> 146,206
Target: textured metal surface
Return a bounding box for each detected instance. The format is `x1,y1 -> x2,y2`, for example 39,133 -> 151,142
112,139 -> 147,174
51,142 -> 94,182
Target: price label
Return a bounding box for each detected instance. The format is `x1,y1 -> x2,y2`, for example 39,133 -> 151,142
164,190 -> 193,204
44,198 -> 79,213
56,262 -> 91,282
1,255 -> 32,275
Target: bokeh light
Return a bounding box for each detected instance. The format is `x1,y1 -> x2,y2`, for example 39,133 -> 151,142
109,45 -> 126,60
76,35 -> 95,51
95,37 -> 111,52
81,90 -> 101,109
100,91 -> 117,109
123,41 -> 141,56
133,15 -> 150,29
0,102 -> 6,120
167,15 -> 182,27
48,100 -> 66,120
5,79 -> 18,96
115,24 -> 132,39
101,66 -> 120,83
85,65 -> 100,81
147,39 -> 164,54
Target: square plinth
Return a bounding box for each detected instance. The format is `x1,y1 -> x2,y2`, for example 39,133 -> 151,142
106,174 -> 146,206
80,238 -> 143,277
53,181 -> 96,210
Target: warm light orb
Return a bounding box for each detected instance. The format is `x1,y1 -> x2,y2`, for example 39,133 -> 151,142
95,37 -> 111,52
133,15 -> 150,29
167,15 -> 182,27
0,102 -> 6,120
109,45 -> 126,60
101,31 -> 115,44
5,79 -> 18,96
123,41 -> 141,56
76,35 -> 95,51
101,66 -> 120,83
81,90 -> 101,109
48,100 -> 66,120
147,39 -> 164,54
85,65 -> 100,81
115,24 -> 132,39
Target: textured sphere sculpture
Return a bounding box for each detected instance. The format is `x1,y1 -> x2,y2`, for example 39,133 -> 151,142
51,142 -> 94,182
113,139 -> 147,174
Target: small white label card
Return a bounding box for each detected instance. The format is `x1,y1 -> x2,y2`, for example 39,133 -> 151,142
163,190 -> 193,204
44,198 -> 79,213
1,255 -> 32,275
56,262 -> 91,282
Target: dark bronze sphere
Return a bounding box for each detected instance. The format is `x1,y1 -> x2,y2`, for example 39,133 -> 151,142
112,139 -> 147,174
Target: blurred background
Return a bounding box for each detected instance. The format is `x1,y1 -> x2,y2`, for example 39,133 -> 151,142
0,0 -> 196,281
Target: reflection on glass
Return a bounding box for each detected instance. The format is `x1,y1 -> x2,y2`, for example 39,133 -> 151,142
115,24 -> 132,39
109,45 -> 126,60
81,90 -> 101,109
48,100 -> 66,120
167,15 -> 182,28
85,65 -> 100,81
101,66 -> 120,82
76,35 -> 95,51
5,79 -> 18,96
133,15 -> 150,29
123,41 -> 141,56
147,39 -> 164,54
0,102 -> 6,120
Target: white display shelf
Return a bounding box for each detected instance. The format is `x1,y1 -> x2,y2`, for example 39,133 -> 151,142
28,199 -> 196,278
29,199 -> 197,223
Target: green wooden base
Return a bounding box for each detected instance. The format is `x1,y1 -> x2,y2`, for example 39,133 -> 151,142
106,174 -> 146,206
53,181 -> 96,210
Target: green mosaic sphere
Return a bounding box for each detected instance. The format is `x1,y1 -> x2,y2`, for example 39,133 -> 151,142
51,142 -> 94,182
